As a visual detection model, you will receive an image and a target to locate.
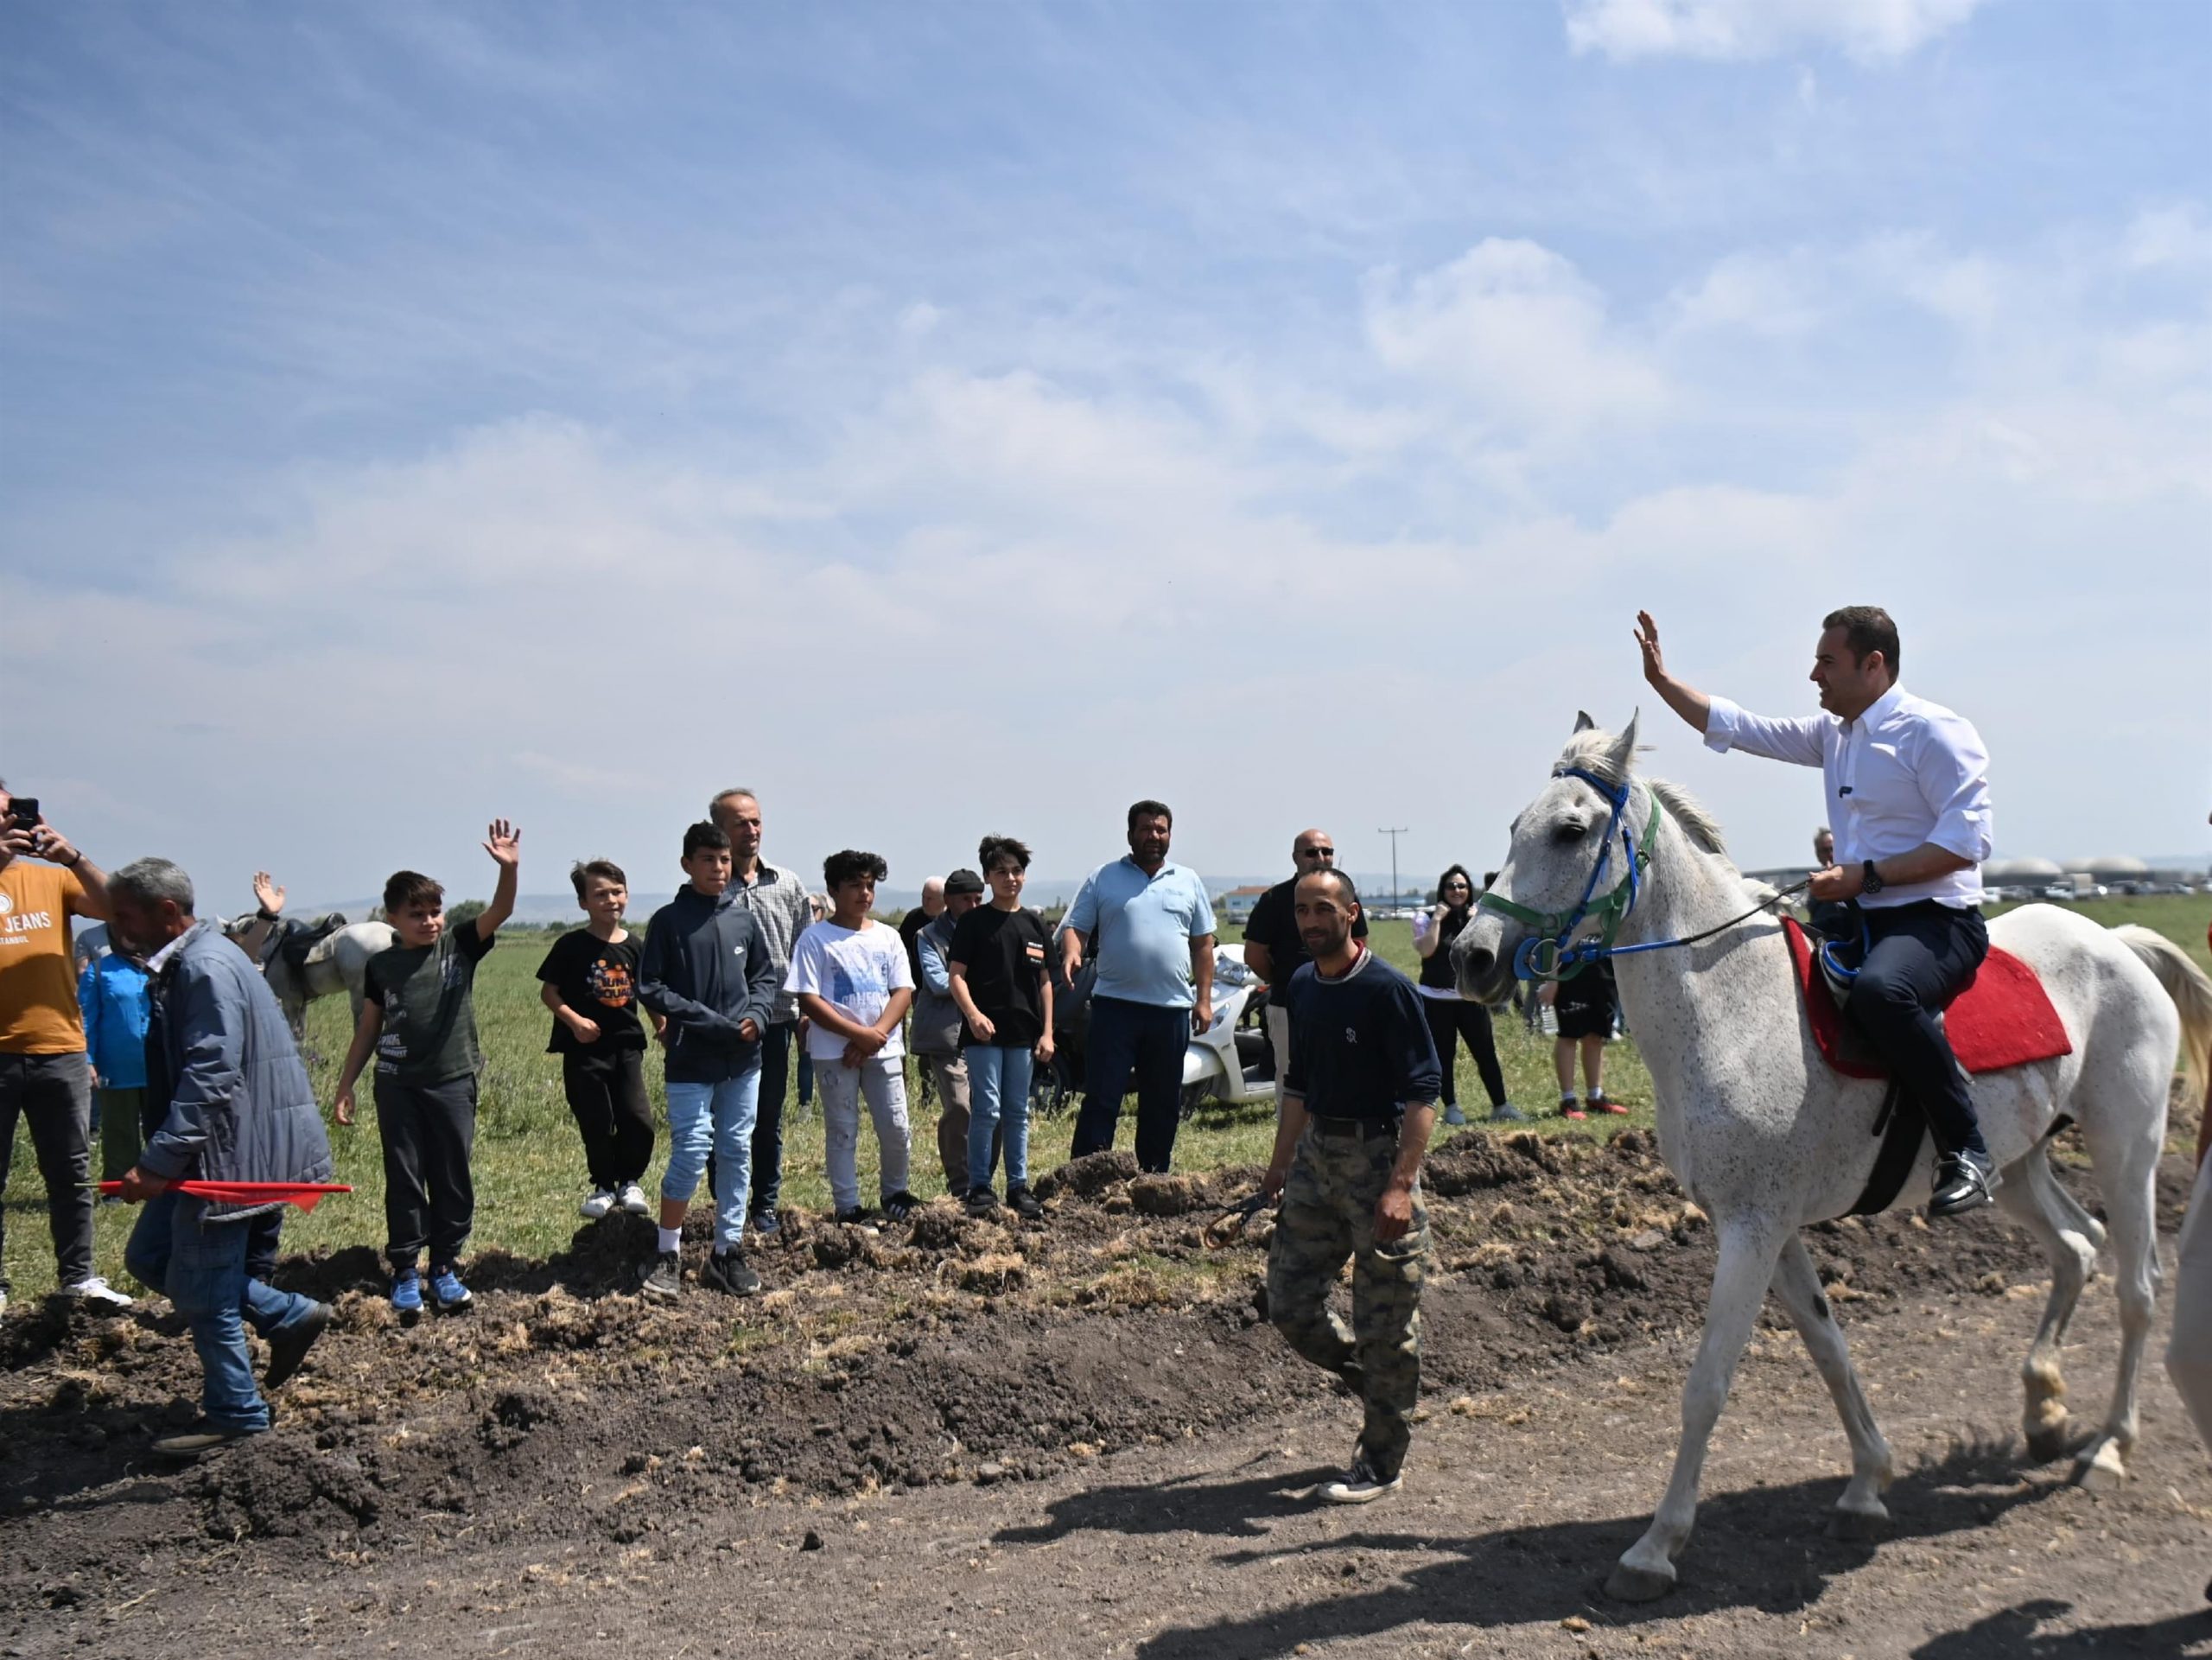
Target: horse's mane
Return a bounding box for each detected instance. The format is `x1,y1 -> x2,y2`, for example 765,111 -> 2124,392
1554,729 -> 1732,862
1649,779 -> 1730,861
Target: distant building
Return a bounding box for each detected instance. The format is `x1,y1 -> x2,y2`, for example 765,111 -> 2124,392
1217,884 -> 1270,924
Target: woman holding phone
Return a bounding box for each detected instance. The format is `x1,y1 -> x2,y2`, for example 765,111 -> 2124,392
1411,864 -> 1521,1125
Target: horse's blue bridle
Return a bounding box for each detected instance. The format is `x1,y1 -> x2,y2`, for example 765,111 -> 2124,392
1478,766 -> 1820,983
1478,766 -> 1660,983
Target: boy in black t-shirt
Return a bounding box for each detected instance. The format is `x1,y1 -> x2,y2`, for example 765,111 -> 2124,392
539,860 -> 662,1222
949,835 -> 1055,1219
332,820 -> 521,1322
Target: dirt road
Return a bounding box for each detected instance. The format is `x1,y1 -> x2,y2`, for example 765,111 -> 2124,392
4,1133 -> 2208,1657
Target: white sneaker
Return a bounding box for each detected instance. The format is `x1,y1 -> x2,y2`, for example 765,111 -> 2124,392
617,1182 -> 650,1216
62,1276 -> 135,1310
580,1188 -> 617,1221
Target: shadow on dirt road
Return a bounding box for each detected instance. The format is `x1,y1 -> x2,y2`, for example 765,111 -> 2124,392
1122,1440 -> 2063,1657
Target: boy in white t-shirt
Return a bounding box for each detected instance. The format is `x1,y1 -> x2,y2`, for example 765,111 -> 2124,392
785,849 -> 918,1224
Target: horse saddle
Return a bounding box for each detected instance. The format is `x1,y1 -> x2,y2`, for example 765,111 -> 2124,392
1783,916 -> 2073,1216
1783,916 -> 2072,1079
276,913 -> 349,976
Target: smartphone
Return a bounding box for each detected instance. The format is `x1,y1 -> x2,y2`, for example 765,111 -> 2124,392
6,797 -> 38,830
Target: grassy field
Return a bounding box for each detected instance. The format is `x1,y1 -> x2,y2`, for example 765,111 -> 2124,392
7,894 -> 2208,1301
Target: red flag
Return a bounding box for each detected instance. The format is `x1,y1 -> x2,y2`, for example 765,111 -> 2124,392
98,1180 -> 353,1213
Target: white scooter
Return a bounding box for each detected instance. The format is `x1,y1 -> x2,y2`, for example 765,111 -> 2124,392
1179,947 -> 1279,1116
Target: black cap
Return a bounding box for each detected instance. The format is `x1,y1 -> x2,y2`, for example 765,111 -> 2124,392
944,868 -> 985,897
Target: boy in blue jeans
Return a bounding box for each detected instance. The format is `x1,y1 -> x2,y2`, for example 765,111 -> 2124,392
949,836 -> 1055,1219
638,822 -> 779,1299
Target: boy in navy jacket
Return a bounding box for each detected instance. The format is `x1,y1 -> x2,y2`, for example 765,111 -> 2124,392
637,821 -> 779,1299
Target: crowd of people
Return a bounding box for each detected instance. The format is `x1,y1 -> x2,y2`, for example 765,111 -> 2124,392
8,586 -> 2207,1530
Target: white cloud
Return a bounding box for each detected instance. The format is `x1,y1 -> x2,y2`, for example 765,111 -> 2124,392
1664,249 -> 1826,338
1363,239 -> 1667,439
1563,0 -> 1992,64
2122,205 -> 2212,270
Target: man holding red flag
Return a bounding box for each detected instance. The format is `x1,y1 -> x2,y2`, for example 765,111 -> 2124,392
109,857 -> 336,1459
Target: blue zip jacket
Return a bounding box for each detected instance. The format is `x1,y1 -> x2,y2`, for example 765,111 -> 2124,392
78,952 -> 151,1089
141,921 -> 335,1219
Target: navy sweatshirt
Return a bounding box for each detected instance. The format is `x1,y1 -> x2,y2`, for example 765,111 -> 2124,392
1281,946 -> 1443,1123
638,887 -> 780,1084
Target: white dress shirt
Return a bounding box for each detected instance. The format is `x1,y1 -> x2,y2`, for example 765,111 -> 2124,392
1703,683 -> 1993,911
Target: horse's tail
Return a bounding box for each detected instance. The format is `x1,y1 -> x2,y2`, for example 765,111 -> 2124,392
2113,925 -> 2212,1092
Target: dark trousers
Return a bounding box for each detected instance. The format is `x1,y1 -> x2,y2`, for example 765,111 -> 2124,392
1846,900 -> 1990,1161
373,1074 -> 477,1271
562,1048 -> 654,1190
748,1019 -> 796,1214
0,1051 -> 95,1293
1421,997 -> 1507,1109
1071,995 -> 1190,1173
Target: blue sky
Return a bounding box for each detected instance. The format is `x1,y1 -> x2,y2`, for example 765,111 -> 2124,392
4,0 -> 2207,908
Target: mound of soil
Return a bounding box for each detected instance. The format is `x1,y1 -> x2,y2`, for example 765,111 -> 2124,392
0,1123 -> 2189,1604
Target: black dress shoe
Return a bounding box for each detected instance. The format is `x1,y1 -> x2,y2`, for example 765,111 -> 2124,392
1928,1151 -> 1999,1218
264,1300 -> 333,1390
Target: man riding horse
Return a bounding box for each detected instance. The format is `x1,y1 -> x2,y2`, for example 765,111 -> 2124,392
1635,604 -> 1999,1218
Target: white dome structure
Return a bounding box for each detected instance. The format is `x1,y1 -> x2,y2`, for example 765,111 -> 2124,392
2063,855 -> 2150,879
1985,857 -> 2063,882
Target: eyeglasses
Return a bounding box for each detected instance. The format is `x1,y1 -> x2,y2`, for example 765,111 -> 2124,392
1295,847 -> 1336,860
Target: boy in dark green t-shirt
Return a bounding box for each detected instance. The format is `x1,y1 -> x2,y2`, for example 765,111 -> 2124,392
333,820 -> 520,1322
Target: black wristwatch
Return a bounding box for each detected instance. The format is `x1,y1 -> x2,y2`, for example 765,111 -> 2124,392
1860,860 -> 1885,896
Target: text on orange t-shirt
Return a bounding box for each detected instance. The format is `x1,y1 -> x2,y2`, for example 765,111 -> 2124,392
0,861 -> 90,1054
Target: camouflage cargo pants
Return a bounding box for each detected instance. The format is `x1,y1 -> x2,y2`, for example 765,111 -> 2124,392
1265,1124 -> 1428,1481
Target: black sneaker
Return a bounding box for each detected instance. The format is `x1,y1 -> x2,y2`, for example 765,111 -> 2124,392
699,1249 -> 760,1296
1007,1186 -> 1044,1220
640,1250 -> 684,1301
263,1300 -> 332,1391
750,1205 -> 781,1237
1929,1150 -> 1999,1218
1319,1447 -> 1402,1505
834,1205 -> 875,1227
964,1188 -> 1000,1218
882,1191 -> 918,1223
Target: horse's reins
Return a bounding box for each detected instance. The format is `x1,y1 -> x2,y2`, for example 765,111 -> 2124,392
1478,765 -> 1815,983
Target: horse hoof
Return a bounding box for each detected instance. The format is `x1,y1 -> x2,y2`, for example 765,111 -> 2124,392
1605,1561 -> 1676,1603
1826,1505 -> 1888,1542
2023,1427 -> 2076,1466
2069,1448 -> 2126,1491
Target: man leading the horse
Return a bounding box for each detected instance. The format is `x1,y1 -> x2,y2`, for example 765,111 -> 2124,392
1634,605 -> 1999,1217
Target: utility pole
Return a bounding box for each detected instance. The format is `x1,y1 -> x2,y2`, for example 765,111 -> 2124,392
1378,826 -> 1409,917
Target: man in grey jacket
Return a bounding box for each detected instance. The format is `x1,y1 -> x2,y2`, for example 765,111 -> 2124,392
111,858 -> 335,1459
912,869 -> 986,1194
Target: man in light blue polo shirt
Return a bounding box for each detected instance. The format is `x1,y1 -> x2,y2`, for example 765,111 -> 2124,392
1061,799 -> 1216,1173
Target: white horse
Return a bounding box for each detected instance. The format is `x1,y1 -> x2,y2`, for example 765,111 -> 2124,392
262,919 -> 395,1046
1452,714 -> 2212,1603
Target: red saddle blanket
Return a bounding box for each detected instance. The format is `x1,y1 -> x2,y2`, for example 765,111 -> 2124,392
1782,917 -> 2072,1079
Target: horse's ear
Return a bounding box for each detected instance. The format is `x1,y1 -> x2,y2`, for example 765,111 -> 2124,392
1573,710 -> 1597,733
1605,709 -> 1641,777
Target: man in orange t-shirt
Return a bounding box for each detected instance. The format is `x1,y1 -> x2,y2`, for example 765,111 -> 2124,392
1,781 -> 132,1311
